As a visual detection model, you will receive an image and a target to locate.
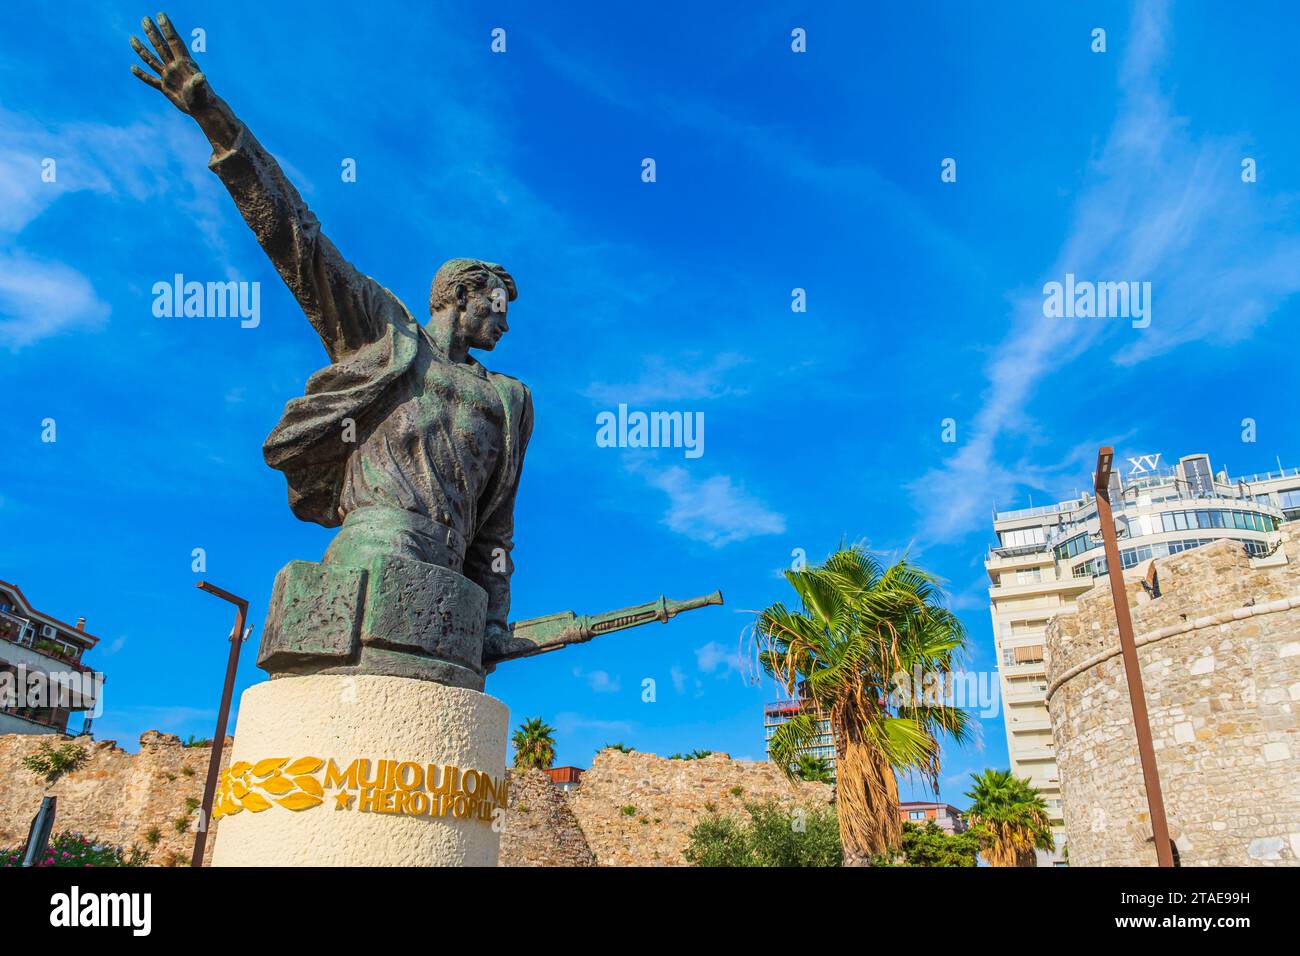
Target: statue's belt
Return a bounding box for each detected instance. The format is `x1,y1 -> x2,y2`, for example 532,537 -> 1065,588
341,507 -> 470,562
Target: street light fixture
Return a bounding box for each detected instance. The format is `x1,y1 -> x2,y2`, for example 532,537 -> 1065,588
191,581 -> 249,868
1094,446 -> 1175,867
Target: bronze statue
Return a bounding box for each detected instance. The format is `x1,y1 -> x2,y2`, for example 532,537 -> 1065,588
130,14 -> 720,690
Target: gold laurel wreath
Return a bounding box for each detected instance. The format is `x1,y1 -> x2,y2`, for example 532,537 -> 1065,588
212,757 -> 325,819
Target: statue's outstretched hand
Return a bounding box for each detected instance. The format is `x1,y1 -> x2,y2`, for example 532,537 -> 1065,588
129,13 -> 211,115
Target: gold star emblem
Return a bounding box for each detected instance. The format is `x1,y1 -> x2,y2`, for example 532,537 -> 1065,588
334,792 -> 355,810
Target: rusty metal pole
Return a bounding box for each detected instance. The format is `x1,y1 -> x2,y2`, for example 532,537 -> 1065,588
191,581 -> 249,868
1094,447 -> 1174,867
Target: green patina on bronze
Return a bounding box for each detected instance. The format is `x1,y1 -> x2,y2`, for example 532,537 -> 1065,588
131,13 -> 723,687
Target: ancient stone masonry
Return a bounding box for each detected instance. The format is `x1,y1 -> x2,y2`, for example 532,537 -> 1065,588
499,768 -> 595,867
1045,534 -> 1300,867
0,732 -> 229,866
2,736 -> 831,866
564,749 -> 833,867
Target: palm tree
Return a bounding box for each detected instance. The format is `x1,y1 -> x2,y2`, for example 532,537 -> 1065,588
793,754 -> 834,784
964,769 -> 1056,867
511,717 -> 557,770
756,545 -> 972,864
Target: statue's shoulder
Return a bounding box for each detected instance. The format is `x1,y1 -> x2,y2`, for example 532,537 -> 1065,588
484,369 -> 534,438
485,369 -> 532,405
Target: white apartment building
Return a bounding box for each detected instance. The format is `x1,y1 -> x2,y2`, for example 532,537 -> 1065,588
0,579 -> 101,735
985,452 -> 1298,861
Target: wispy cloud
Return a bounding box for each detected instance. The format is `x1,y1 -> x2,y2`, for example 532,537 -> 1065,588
101,636 -> 127,656
572,666 -> 622,694
642,465 -> 785,547
551,711 -> 633,738
584,352 -> 750,405
0,252 -> 108,348
695,640 -> 741,676
670,664 -> 687,693
908,0 -> 1300,541
0,105 -> 240,348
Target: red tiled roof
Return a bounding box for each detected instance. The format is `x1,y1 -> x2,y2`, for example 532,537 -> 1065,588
0,579 -> 100,647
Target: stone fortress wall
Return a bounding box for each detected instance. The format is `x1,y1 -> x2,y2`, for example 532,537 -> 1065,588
0,731 -> 228,866
1,736 -> 829,866
1044,534 -> 1300,866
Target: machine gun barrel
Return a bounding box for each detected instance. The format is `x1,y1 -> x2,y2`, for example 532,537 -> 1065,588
487,590 -> 723,665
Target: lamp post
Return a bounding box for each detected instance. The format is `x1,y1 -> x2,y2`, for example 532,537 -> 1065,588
1094,446 -> 1174,867
191,581 -> 249,868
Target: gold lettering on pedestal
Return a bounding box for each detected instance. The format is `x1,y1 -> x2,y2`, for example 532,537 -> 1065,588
212,756 -> 508,825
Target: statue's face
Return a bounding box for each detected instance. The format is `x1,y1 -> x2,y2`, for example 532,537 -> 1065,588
456,277 -> 509,352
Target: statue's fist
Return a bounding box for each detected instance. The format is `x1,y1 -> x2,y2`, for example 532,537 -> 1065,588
129,13 -> 210,115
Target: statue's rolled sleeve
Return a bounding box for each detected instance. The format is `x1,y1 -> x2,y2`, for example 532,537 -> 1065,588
208,125 -> 388,359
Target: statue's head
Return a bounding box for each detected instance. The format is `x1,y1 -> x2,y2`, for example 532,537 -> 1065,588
427,258 -> 517,354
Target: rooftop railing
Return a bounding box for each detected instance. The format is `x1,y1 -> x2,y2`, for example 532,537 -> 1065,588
1236,465 -> 1300,485
994,501 -> 1079,521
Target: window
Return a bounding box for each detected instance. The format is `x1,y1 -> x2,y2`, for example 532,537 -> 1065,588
1001,527 -> 1045,549
1016,568 -> 1042,583
1276,489 -> 1300,519
908,810 -> 926,821
1055,533 -> 1093,561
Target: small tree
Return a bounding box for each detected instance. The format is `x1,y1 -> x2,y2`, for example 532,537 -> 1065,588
965,769 -> 1056,867
600,742 -> 633,754
684,800 -> 841,867
22,742 -> 87,786
793,754 -> 834,783
511,717 -> 557,770
872,821 -> 980,867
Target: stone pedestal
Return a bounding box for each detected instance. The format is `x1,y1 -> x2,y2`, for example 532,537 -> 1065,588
211,674 -> 509,866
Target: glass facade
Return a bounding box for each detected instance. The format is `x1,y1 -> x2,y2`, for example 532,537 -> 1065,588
1071,536 -> 1274,577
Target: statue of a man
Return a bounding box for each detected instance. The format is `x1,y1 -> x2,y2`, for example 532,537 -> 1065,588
130,14 -> 532,663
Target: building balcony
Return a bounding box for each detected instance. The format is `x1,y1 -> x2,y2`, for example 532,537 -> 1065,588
1007,716 -> 1053,732
0,706 -> 69,735
999,660 -> 1047,678
1016,747 -> 1057,762
1004,685 -> 1048,705
0,613 -> 90,671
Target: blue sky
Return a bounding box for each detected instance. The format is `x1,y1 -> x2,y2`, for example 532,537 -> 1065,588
4,0 -> 1300,809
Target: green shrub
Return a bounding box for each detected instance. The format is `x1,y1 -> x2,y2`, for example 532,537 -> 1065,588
21,742 -> 87,785
144,827 -> 161,846
668,750 -> 714,760
870,822 -> 980,867
684,800 -> 840,867
0,832 -> 146,867
620,805 -> 637,816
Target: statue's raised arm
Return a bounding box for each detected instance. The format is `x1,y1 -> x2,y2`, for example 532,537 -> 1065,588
130,13 -> 391,359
